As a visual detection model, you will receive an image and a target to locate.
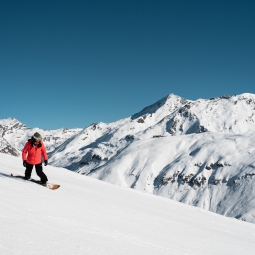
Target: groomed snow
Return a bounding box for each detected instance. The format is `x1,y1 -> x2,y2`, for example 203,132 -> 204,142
1,153 -> 255,255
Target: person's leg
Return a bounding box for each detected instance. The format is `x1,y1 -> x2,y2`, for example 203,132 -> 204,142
24,163 -> 33,179
35,163 -> 48,183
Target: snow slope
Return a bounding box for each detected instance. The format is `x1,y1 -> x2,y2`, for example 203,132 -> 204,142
1,153 -> 255,255
87,132 -> 255,222
43,93 -> 255,223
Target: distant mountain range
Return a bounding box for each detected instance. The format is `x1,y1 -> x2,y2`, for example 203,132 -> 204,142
1,93 -> 255,223
0,117 -> 82,154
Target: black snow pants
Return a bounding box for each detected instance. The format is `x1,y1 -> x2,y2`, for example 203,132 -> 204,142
25,162 -> 48,183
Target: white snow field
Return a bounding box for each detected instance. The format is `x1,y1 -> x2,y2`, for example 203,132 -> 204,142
87,131 -> 255,223
2,93 -> 255,224
1,153 -> 255,255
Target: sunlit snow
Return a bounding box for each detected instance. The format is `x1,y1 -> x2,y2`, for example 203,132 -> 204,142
1,93 -> 255,223
1,153 -> 255,255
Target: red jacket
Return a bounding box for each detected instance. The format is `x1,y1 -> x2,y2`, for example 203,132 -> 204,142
22,140 -> 48,165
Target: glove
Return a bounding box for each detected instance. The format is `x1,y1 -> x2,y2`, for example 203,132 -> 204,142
23,160 -> 27,167
44,160 -> 48,166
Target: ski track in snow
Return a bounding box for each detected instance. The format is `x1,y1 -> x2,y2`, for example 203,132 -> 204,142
1,153 -> 255,254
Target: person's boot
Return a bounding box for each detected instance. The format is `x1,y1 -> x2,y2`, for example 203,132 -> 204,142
41,181 -> 47,187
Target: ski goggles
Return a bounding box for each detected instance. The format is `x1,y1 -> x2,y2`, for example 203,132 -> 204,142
33,135 -> 42,141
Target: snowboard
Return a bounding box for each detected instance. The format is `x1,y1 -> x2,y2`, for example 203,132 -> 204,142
11,173 -> 60,190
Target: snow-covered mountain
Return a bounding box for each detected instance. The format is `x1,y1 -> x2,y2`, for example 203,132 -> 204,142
49,93 -> 255,169
1,153 -> 255,255
2,93 -> 255,223
88,132 -> 255,221
47,93 -> 255,223
0,137 -> 19,157
0,117 -> 82,155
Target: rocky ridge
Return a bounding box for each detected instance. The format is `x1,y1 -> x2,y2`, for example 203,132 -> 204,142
0,137 -> 19,157
0,118 -> 82,155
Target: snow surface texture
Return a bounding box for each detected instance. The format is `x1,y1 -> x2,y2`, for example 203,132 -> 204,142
1,153 -> 255,255
49,93 -> 255,223
2,93 -> 255,223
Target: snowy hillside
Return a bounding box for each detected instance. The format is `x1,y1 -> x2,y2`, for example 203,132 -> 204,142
1,153 -> 255,255
0,117 -> 82,154
87,132 -> 255,222
2,93 -> 255,223
44,93 -> 255,222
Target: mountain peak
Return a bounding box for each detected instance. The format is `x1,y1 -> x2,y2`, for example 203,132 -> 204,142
131,93 -> 188,120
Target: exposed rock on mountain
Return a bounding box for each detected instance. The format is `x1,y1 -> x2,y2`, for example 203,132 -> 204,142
0,137 -> 20,157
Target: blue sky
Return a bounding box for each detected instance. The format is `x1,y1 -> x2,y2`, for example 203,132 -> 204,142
1,0 -> 255,129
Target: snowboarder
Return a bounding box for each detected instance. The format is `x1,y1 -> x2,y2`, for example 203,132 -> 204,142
22,132 -> 48,186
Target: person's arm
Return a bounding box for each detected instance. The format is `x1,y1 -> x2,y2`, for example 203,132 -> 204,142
22,143 -> 29,161
22,142 -> 29,167
41,142 -> 48,164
